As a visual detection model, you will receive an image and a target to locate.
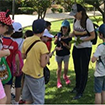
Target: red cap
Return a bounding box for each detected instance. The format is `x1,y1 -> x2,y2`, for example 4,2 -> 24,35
0,10 -> 12,25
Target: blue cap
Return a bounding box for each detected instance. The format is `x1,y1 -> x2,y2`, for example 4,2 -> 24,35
99,24 -> 105,37
61,20 -> 70,27
32,19 -> 46,34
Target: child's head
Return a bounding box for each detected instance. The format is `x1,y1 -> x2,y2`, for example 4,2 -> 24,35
41,29 -> 54,42
0,10 -> 13,35
98,24 -> 105,39
24,30 -> 34,39
60,20 -> 71,35
32,19 -> 46,36
45,21 -> 51,31
11,22 -> 23,38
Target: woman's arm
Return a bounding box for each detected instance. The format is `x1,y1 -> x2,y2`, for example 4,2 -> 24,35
74,30 -> 87,36
82,31 -> 95,42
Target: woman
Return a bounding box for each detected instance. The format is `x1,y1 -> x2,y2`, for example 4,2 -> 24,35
69,3 -> 95,99
54,20 -> 72,88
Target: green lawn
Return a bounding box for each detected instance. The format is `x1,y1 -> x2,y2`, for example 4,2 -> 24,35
23,17 -> 103,104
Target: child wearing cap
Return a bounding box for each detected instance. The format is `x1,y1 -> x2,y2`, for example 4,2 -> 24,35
91,24 -> 105,104
0,11 -> 12,104
11,22 -> 24,104
21,19 -> 49,104
54,20 -> 72,88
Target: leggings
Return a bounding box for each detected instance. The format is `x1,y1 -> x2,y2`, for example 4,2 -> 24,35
72,46 -> 92,94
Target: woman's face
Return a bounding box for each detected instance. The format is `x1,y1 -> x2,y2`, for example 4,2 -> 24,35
62,26 -> 68,35
74,11 -> 82,20
0,24 -> 8,35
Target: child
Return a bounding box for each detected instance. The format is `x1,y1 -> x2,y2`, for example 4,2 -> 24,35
11,21 -> 24,104
2,21 -> 18,104
24,30 -> 33,39
91,24 -> 105,104
0,10 -> 12,104
45,21 -> 53,52
54,20 -> 72,88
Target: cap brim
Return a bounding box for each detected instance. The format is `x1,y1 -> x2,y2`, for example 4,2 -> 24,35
43,34 -> 54,38
69,11 -> 76,16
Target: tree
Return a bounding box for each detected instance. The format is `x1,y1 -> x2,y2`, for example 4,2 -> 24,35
83,0 -> 105,23
27,0 -> 52,19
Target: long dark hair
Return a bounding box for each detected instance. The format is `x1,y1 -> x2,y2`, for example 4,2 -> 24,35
77,4 -> 89,28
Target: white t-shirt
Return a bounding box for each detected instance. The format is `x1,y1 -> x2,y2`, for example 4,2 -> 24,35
13,38 -> 24,51
73,18 -> 94,48
94,44 -> 105,77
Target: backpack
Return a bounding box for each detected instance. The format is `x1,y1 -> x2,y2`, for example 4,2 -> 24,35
0,57 -> 12,84
12,50 -> 23,76
74,19 -> 99,45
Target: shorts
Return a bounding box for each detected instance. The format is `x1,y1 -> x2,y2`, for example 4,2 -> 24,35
0,80 -> 6,99
56,55 -> 70,63
6,74 -> 22,88
22,75 -> 45,104
94,76 -> 105,93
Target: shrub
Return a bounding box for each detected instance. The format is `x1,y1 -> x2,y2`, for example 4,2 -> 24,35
57,8 -> 63,13
51,8 -> 57,13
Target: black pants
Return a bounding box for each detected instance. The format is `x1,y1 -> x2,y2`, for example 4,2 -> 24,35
72,46 -> 92,94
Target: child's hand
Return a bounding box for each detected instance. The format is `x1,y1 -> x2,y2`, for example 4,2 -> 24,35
91,56 -> 97,63
56,47 -> 62,51
3,49 -> 10,56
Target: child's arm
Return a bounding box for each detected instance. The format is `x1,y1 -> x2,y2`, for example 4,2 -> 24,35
0,49 -> 10,57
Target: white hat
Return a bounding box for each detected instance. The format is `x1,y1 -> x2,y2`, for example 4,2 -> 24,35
43,29 -> 54,38
12,22 -> 22,32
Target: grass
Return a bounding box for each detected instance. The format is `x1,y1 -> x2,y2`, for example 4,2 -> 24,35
23,17 -> 103,104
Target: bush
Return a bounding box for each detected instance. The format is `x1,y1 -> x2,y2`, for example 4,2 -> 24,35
18,7 -> 34,14
57,8 -> 63,13
51,8 -> 57,13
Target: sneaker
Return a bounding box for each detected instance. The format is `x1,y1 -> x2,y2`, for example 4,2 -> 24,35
57,82 -> 62,88
63,76 -> 71,85
19,99 -> 26,104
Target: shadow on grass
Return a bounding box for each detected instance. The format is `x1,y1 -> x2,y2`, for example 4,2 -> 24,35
45,69 -> 95,104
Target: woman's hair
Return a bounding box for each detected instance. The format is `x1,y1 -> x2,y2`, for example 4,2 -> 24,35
11,31 -> 23,38
77,4 -> 89,28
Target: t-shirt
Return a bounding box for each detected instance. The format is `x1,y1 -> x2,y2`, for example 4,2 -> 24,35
73,18 -> 94,48
55,32 -> 72,56
22,35 -> 49,78
2,37 -> 18,69
13,38 -> 24,51
94,44 -> 105,77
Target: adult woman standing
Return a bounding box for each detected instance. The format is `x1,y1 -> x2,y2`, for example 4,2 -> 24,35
54,20 -> 72,88
69,4 -> 95,99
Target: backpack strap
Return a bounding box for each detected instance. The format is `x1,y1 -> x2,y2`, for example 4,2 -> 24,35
26,40 -> 40,55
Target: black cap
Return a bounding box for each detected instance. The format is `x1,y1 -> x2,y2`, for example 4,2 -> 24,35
32,19 -> 46,34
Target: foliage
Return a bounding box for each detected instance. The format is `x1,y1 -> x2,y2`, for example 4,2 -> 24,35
26,0 -> 52,19
83,0 -> 105,23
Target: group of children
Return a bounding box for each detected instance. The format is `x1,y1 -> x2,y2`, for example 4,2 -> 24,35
0,7 -> 105,104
